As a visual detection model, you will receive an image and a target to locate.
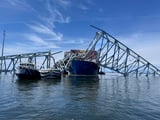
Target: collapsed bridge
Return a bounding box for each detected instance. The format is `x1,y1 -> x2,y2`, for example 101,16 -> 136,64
0,26 -> 160,76
0,51 -> 61,73
86,25 -> 160,76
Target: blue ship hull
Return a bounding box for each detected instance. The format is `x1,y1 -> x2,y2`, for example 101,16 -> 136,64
70,60 -> 99,76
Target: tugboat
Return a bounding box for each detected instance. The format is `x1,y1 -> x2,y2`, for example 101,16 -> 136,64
16,63 -> 41,80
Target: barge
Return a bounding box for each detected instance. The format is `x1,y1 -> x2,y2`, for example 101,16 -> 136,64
39,68 -> 61,79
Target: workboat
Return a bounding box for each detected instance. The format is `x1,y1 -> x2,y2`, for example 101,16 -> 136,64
39,68 -> 61,79
16,63 -> 41,80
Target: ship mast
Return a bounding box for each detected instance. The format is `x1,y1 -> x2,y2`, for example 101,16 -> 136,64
1,30 -> 5,71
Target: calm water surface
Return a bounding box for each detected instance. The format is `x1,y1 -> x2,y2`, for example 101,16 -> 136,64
0,73 -> 160,120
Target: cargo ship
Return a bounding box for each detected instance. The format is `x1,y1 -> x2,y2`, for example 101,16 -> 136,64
70,60 -> 99,75
64,49 -> 99,76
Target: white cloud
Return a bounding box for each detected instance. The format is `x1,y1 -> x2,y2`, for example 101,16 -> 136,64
46,2 -> 70,26
117,32 -> 160,65
27,34 -> 48,45
134,41 -> 160,65
5,42 -> 41,55
28,23 -> 63,40
79,4 -> 89,10
86,0 -> 94,5
3,0 -> 35,11
61,38 -> 86,44
4,34 -> 60,57
26,0 -> 71,43
77,0 -> 95,10
52,9 -> 70,23
25,34 -> 59,48
8,0 -> 26,6
56,0 -> 71,9
4,43 -> 62,64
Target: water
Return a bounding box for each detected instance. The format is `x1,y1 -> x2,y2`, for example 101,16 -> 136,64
0,73 -> 160,120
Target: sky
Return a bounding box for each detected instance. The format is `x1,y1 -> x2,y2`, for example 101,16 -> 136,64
0,0 -> 160,65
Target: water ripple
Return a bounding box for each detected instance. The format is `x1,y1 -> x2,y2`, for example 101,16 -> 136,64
0,74 -> 160,120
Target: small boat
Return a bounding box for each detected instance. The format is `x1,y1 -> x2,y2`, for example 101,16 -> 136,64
39,68 -> 61,79
16,63 -> 41,80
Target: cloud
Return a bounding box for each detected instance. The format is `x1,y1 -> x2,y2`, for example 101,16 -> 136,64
23,0 -> 72,50
25,34 -> 59,48
60,38 -> 86,44
28,23 -> 63,40
46,2 -> 70,26
4,33 -> 60,56
55,0 -> 71,9
117,32 -> 160,65
1,0 -> 92,58
2,0 -> 35,11
7,0 -> 26,6
27,0 -> 71,42
79,4 -> 89,10
55,37 -> 91,51
77,0 -> 95,10
134,41 -> 160,65
27,34 -> 48,45
5,43 -> 37,55
53,9 -> 70,23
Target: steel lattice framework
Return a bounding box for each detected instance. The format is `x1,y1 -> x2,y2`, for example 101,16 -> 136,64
85,25 -> 160,76
0,51 -> 61,73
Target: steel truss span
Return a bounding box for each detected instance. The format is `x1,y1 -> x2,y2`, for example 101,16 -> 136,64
0,51 -> 61,73
86,25 -> 160,76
